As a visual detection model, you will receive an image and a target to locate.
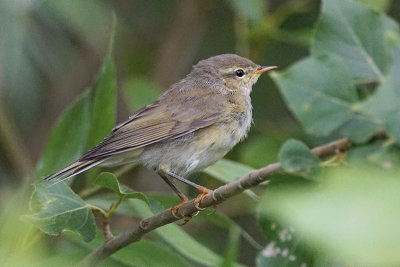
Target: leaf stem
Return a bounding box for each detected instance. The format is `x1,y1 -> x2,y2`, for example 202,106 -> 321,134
106,194 -> 126,220
87,204 -> 108,218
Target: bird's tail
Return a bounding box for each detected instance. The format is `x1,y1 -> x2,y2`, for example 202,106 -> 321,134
40,159 -> 105,185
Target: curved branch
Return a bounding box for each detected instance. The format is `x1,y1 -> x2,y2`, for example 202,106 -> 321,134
79,138 -> 349,266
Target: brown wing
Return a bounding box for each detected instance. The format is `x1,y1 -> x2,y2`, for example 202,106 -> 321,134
80,87 -> 226,160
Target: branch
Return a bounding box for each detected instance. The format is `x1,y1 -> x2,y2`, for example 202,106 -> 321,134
79,138 -> 349,266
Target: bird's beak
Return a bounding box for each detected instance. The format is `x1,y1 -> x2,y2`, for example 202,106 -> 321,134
254,65 -> 277,75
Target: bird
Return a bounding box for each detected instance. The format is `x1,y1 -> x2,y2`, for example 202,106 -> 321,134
42,54 -> 276,216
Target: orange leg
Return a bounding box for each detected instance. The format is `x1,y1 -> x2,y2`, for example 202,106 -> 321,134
159,170 -> 216,219
171,195 -> 189,215
159,172 -> 189,217
194,186 -> 213,209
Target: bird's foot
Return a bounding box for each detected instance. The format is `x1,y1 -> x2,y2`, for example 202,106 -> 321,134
171,186 -> 215,223
171,196 -> 189,219
172,198 -> 201,225
178,211 -> 201,226
194,187 -> 213,210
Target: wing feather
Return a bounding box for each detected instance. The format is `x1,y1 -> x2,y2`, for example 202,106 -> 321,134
80,88 -> 226,160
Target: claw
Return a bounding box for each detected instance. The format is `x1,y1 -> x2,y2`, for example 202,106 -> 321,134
171,209 -> 181,219
194,187 -> 213,210
212,190 -> 218,201
177,210 -> 200,225
195,205 -> 206,211
171,197 -> 188,219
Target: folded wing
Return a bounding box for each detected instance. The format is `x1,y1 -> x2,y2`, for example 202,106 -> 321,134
80,87 -> 225,160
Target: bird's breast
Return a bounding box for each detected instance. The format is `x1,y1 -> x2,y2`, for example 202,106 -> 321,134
225,92 -> 253,142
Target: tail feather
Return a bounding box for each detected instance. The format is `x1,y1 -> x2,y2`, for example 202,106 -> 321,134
41,159 -> 105,184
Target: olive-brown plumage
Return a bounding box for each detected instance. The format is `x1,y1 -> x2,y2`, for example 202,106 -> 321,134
42,54 -> 276,213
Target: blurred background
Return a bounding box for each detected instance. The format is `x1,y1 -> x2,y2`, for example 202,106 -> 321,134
1,0 -> 399,266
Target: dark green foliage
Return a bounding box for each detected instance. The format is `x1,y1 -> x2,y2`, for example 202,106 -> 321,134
279,139 -> 321,178
2,0 -> 400,266
272,0 -> 400,143
94,172 -> 148,203
36,92 -> 91,180
24,182 -> 96,242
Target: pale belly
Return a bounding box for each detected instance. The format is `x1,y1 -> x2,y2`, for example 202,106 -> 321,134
139,113 -> 251,176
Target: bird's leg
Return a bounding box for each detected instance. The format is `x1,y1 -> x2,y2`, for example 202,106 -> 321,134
158,172 -> 189,218
166,171 -> 213,210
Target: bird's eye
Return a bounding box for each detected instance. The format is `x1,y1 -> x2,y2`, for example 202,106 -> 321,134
235,69 -> 245,77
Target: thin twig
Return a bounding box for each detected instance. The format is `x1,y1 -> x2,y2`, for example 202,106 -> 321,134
102,221 -> 114,241
79,138 -> 349,266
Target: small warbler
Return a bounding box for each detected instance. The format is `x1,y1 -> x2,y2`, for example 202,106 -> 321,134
42,54 -> 276,214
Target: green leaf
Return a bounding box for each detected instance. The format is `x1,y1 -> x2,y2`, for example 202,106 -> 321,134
110,240 -> 190,267
362,47 -> 400,142
272,54 -> 380,139
337,115 -> 380,143
156,223 -> 241,267
94,172 -> 149,203
347,140 -> 400,170
219,226 -> 241,267
84,16 -> 116,181
272,55 -> 355,136
65,231 -> 190,267
122,76 -> 161,112
36,91 -> 91,180
279,139 -> 320,178
260,167 -> 400,265
312,0 -> 399,81
23,182 -> 96,242
86,57 -> 116,150
205,159 -> 259,200
272,0 -> 399,140
29,90 -> 95,241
